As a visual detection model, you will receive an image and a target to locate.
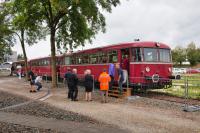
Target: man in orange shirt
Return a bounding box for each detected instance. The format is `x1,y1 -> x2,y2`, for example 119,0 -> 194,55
98,69 -> 111,103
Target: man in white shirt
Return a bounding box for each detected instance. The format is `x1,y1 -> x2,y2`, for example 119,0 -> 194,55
35,76 -> 42,91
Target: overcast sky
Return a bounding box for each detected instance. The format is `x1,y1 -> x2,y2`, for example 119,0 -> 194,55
13,0 -> 200,59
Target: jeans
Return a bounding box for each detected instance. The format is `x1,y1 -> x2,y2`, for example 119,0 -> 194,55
118,81 -> 123,95
35,82 -> 42,91
109,75 -> 114,90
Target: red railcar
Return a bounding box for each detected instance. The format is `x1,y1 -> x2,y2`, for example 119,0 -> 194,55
29,56 -> 63,77
60,42 -> 173,88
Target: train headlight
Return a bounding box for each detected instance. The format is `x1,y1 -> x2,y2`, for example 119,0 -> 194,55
145,66 -> 150,72
168,67 -> 172,72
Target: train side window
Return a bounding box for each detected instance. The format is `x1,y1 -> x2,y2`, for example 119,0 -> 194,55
108,51 -> 118,63
46,60 -> 50,65
76,56 -> 82,64
64,56 -> 71,65
90,53 -> 98,64
99,52 -> 108,63
132,48 -> 142,62
83,54 -> 89,64
71,56 -> 76,64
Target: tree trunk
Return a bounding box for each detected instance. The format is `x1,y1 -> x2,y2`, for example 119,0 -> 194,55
50,28 -> 57,88
20,29 -> 29,80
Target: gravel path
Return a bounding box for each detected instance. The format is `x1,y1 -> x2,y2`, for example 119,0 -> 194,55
0,122 -> 61,133
0,89 -> 128,132
45,88 -> 200,133
0,91 -> 29,109
3,100 -> 99,123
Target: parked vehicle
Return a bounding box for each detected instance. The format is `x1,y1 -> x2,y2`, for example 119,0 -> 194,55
186,68 -> 200,74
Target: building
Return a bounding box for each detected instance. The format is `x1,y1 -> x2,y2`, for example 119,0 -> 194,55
4,51 -> 17,63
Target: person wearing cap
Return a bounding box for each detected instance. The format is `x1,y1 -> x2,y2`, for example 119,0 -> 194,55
98,69 -> 111,103
64,68 -> 72,99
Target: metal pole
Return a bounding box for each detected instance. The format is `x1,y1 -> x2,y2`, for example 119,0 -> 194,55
57,72 -> 59,88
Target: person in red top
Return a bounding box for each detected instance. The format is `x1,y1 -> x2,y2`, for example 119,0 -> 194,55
122,55 -> 129,70
98,69 -> 111,103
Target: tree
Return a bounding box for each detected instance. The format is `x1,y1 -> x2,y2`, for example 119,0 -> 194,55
172,46 -> 186,65
4,1 -> 45,79
17,54 -> 24,60
0,9 -> 14,63
12,0 -> 121,88
186,42 -> 198,66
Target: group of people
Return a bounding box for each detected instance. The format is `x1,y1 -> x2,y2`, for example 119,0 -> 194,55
64,62 -> 127,103
64,68 -> 94,101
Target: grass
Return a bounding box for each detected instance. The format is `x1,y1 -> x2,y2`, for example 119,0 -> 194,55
152,74 -> 200,99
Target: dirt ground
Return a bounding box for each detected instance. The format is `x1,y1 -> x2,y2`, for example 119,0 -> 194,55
0,76 -> 200,133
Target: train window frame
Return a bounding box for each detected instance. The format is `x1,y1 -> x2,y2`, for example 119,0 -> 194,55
90,53 -> 99,64
64,56 -> 71,65
108,50 -> 118,63
82,54 -> 89,64
71,55 -> 76,65
76,56 -> 82,64
99,52 -> 108,64
159,49 -> 171,62
143,48 -> 158,62
131,48 -> 143,62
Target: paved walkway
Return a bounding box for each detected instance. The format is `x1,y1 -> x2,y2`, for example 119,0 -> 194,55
0,112 -> 125,133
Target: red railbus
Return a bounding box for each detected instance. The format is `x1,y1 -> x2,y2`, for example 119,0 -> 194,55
60,42 -> 173,88
29,56 -> 64,77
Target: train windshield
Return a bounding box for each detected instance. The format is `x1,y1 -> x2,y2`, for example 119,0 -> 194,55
143,48 -> 158,62
159,49 -> 171,62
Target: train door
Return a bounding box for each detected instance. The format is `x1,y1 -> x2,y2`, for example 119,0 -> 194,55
120,48 -> 130,71
120,48 -> 130,84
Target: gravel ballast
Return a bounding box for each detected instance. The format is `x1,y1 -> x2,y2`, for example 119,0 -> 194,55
0,122 -> 63,133
3,101 -> 99,124
0,91 -> 29,109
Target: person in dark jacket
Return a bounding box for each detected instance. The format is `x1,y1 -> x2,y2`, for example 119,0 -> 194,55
64,68 -> 72,99
28,70 -> 36,93
84,69 -> 93,101
69,68 -> 78,101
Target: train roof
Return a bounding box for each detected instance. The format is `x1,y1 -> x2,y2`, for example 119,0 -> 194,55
73,41 -> 171,54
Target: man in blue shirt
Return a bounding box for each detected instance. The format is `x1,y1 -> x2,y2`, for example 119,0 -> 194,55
108,63 -> 115,90
116,63 -> 124,95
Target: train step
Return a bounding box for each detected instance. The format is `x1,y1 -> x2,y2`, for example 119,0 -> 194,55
108,86 -> 132,98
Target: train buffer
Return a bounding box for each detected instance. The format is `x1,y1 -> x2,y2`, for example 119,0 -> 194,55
108,86 -> 131,98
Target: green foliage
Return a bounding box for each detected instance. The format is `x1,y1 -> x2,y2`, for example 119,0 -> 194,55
17,54 -> 24,60
5,0 -> 121,87
172,42 -> 200,66
187,42 -> 199,66
0,10 -> 14,62
172,46 -> 186,65
4,0 -> 46,45
15,0 -> 120,50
